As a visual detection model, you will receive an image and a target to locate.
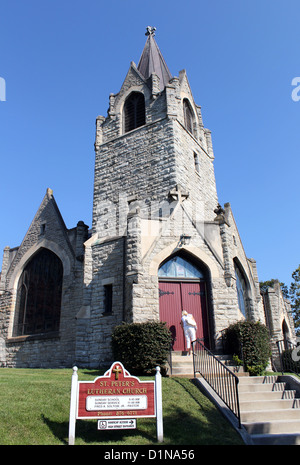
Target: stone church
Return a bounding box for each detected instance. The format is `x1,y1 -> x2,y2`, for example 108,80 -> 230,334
0,28 -> 295,368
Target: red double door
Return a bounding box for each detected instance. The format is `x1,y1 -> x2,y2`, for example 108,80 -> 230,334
159,281 -> 209,351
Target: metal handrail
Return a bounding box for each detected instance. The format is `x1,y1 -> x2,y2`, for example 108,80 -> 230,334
167,336 -> 177,376
276,339 -> 300,375
193,338 -> 241,428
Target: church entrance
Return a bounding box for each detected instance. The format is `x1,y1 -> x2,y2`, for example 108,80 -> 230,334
158,255 -> 210,351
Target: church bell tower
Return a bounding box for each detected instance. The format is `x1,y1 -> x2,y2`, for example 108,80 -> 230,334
92,26 -> 219,237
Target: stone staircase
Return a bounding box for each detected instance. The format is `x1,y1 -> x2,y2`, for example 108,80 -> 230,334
168,352 -> 300,445
168,352 -> 194,377
238,375 -> 300,445
168,352 -> 247,377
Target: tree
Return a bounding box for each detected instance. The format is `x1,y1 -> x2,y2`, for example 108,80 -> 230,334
289,266 -> 300,336
259,279 -> 289,299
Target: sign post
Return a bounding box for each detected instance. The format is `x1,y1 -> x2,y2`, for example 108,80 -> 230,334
68,361 -> 163,445
155,366 -> 163,442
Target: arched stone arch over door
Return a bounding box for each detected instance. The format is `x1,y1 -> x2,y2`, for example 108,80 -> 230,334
158,254 -> 210,351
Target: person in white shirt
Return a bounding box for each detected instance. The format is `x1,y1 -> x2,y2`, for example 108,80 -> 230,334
180,310 -> 197,355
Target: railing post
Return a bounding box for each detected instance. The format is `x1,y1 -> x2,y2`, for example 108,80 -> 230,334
192,342 -> 196,378
235,376 -> 241,429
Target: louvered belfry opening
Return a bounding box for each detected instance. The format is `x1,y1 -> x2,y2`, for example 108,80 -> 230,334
124,92 -> 146,133
183,98 -> 194,134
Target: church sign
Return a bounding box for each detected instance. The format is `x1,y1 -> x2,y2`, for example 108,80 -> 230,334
68,362 -> 163,444
77,362 -> 155,418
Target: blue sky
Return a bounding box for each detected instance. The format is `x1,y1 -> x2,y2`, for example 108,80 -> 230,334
0,0 -> 299,287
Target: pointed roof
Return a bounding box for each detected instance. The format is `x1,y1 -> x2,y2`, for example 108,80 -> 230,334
137,27 -> 172,91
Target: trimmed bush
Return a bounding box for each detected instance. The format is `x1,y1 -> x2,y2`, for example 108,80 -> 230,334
111,321 -> 172,375
223,320 -> 271,376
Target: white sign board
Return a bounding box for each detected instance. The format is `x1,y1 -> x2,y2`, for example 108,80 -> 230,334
87,395 -> 148,411
97,419 -> 136,430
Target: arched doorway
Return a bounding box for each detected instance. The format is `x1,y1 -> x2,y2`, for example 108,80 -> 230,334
158,254 -> 210,351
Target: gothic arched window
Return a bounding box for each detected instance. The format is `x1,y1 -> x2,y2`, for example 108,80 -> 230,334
158,255 -> 204,279
234,262 -> 248,318
183,98 -> 194,134
13,248 -> 63,336
124,92 -> 146,133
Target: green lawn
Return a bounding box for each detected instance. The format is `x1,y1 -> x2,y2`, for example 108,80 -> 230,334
0,368 -> 244,445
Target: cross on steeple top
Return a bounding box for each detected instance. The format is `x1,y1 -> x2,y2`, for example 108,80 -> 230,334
145,26 -> 156,36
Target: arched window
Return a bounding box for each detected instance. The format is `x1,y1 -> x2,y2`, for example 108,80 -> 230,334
158,255 -> 204,279
124,92 -> 146,133
183,98 -> 194,134
234,262 -> 248,318
13,248 -> 63,336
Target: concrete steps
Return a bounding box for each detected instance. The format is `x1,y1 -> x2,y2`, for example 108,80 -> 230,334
169,352 -> 194,376
169,352 -> 300,445
237,376 -> 300,445
168,352 -> 247,377
239,399 -> 300,411
241,408 -> 300,423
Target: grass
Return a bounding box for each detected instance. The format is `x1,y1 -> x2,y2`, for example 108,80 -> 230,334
0,368 -> 244,446
266,371 -> 300,378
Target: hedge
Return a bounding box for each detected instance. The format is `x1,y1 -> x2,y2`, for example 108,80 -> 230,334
223,320 -> 271,376
111,321 -> 172,375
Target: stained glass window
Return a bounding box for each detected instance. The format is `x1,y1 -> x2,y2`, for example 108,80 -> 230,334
158,255 -> 204,279
235,264 -> 248,317
13,248 -> 63,336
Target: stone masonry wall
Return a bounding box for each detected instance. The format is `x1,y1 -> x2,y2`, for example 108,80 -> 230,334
93,117 -> 177,235
82,236 -> 125,368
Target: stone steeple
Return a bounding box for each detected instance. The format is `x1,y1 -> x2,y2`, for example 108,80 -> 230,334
137,26 -> 172,91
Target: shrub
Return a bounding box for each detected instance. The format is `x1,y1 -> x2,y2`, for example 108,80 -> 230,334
224,320 -> 271,376
111,321 -> 172,375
